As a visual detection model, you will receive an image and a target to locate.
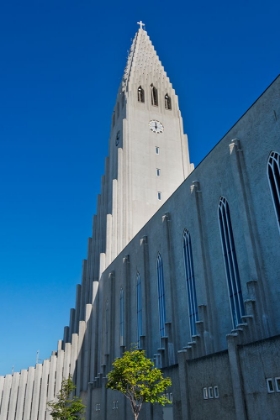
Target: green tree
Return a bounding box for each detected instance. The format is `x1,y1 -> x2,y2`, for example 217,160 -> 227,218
47,377 -> 85,420
107,349 -> 172,420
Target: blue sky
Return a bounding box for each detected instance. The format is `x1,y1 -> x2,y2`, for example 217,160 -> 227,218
0,0 -> 279,375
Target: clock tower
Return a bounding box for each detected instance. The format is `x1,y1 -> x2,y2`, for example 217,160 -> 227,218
91,23 -> 193,278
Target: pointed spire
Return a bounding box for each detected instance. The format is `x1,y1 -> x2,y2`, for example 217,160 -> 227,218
121,23 -> 173,94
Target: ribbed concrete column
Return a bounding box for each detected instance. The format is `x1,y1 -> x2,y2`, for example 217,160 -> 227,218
111,179 -> 118,261
23,367 -> 35,420
30,364 -> 42,420
70,333 -> 79,380
89,281 -> 99,382
74,285 -> 82,334
105,214 -> 113,267
140,235 -> 152,357
63,343 -> 71,381
8,372 -> 20,420
76,320 -> 86,396
63,326 -> 69,344
15,370 -> 27,420
124,255 -> 131,348
38,359 -> 50,420
229,138 -> 270,336
1,374 -> 12,419
0,375 -> 4,409
69,308 -> 75,339
162,212 -> 178,360
190,180 -> 215,353
227,335 -> 247,420
82,304 -> 92,391
47,354 -> 57,401
55,349 -> 65,395
177,351 -> 190,420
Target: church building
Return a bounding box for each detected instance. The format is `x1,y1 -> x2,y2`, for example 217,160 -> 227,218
0,23 -> 280,420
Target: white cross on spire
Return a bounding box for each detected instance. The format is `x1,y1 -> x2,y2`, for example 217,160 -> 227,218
137,21 -> 145,30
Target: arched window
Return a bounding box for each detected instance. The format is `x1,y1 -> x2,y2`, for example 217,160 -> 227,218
165,94 -> 172,110
136,272 -> 143,348
157,254 -> 166,337
218,197 -> 245,328
183,230 -> 198,336
120,288 -> 124,345
138,86 -> 145,103
151,85 -> 158,106
267,151 -> 280,231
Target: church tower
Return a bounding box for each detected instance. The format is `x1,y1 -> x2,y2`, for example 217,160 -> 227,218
90,23 -> 193,285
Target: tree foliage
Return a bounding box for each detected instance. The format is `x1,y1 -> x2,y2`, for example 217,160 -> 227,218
47,377 -> 85,420
107,349 -> 171,420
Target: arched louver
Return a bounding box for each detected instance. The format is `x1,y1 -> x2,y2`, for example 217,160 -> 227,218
137,86 -> 145,103
165,94 -> 172,110
267,151 -> 280,232
183,230 -> 198,336
151,85 -> 158,106
157,253 -> 166,337
218,197 -> 245,328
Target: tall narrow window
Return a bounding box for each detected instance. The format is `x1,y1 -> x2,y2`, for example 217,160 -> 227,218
136,273 -> 143,348
112,112 -> 115,127
183,230 -> 198,336
157,254 -> 166,337
151,85 -> 158,106
138,86 -> 145,103
120,288 -> 124,345
122,92 -> 125,108
117,102 -> 120,118
165,94 -> 172,110
156,168 -> 160,176
218,197 -> 245,328
267,151 -> 280,232
155,146 -> 160,155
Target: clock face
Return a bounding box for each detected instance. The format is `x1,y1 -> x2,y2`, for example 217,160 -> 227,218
149,120 -> 164,133
115,131 -> 120,146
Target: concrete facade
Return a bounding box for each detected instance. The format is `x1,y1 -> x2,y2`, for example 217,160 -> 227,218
0,26 -> 280,420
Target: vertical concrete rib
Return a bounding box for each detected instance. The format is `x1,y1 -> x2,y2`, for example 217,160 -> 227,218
63,343 -> 71,381
0,375 -> 4,411
55,349 -> 64,395
76,321 -> 86,396
74,285 -> 82,334
89,281 -> 99,382
1,374 -> 12,419
23,367 -> 35,420
15,370 -> 27,420
30,364 -> 42,420
70,334 -> 78,381
38,359 -> 50,420
47,354 -> 57,401
82,304 -> 92,391
7,372 -> 20,420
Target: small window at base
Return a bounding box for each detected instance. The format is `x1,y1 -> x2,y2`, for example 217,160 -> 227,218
275,377 -> 280,392
208,387 -> 213,398
214,386 -> 219,398
267,378 -> 274,393
203,387 -> 208,399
